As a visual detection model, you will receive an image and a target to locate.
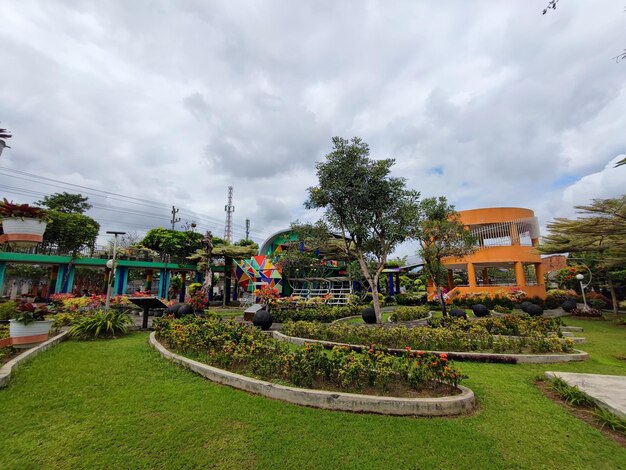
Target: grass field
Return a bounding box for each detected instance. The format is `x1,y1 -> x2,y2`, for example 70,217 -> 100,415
0,317 -> 624,469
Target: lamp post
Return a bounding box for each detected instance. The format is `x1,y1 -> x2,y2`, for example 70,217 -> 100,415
576,273 -> 588,311
105,231 -> 126,309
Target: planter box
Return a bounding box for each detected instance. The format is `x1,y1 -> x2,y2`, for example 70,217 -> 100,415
1,218 -> 47,247
8,319 -> 54,347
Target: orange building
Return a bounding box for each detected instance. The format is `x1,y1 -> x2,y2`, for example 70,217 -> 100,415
431,207 -> 546,300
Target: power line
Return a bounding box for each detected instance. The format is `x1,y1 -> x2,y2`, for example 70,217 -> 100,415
0,168 -> 270,240
0,168 -> 264,235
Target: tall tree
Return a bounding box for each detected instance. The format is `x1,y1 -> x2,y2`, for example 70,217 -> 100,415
141,228 -> 204,260
43,211 -> 100,255
540,195 -> 626,314
305,136 -> 420,323
38,192 -> 92,214
414,197 -> 476,316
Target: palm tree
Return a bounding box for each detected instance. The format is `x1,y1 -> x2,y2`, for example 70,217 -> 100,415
0,126 -> 11,156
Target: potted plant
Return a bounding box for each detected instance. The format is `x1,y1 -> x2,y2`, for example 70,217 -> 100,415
252,285 -> 279,330
0,199 -> 49,247
8,302 -> 54,346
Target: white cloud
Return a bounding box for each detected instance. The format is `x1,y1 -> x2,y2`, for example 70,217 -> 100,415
0,0 -> 624,250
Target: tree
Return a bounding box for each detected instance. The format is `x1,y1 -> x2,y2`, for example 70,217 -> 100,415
107,231 -> 140,252
43,211 -> 100,254
140,228 -> 204,259
413,197 -> 476,316
305,136 -> 421,323
540,195 -> 626,314
0,126 -> 11,152
37,192 -> 92,214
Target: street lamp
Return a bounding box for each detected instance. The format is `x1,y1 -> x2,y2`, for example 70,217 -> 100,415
576,273 -> 588,311
105,231 -> 126,309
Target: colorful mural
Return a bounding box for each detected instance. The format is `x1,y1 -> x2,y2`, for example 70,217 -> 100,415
235,255 -> 283,294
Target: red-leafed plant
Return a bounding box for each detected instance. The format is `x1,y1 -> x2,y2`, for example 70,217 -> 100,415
0,198 -> 48,220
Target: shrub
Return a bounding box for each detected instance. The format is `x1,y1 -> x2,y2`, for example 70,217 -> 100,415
271,305 -> 361,323
389,306 -> 430,322
395,293 -> 426,306
545,289 -> 578,309
492,305 -> 512,314
0,301 -> 18,320
571,307 -> 603,318
283,316 -> 571,354
154,316 -> 464,393
68,309 -> 132,339
586,292 -> 611,308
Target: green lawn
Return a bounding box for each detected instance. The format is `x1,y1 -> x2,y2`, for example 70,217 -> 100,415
0,318 -> 625,469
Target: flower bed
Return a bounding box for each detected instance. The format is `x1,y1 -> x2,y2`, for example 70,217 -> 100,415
50,293 -> 133,312
154,316 -> 464,397
271,305 -> 362,323
281,320 -> 574,354
389,306 -> 430,322
427,314 -> 564,337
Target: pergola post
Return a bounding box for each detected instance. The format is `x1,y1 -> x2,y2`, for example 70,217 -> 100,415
467,262 -> 476,287
514,262 -> 526,286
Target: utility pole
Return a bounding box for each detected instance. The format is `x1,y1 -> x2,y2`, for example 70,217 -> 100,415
224,186 -> 235,243
105,231 -> 126,309
170,205 -> 180,230
245,218 -> 250,240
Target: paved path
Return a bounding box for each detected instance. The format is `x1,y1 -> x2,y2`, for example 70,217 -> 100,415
545,371 -> 626,419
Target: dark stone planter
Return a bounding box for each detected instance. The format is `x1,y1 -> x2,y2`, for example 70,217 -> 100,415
252,309 -> 273,330
450,308 -> 467,319
562,300 -> 577,312
520,301 -> 532,313
472,304 -> 489,317
361,307 -> 377,324
526,304 -> 544,317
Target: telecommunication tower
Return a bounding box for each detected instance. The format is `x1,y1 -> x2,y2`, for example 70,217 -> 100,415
224,186 -> 235,243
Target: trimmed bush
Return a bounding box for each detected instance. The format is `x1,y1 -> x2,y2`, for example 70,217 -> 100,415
389,306 -> 430,322
526,304 -> 544,317
271,305 -> 361,323
361,307 -> 377,324
562,300 -> 577,313
520,301 -> 532,313
283,317 -> 572,354
472,304 -> 489,318
450,309 -> 467,319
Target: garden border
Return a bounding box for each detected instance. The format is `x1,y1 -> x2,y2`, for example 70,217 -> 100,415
0,330 -> 69,388
149,332 -> 476,416
272,331 -> 589,364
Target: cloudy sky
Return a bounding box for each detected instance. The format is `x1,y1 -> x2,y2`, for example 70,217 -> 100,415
1,1 -> 625,257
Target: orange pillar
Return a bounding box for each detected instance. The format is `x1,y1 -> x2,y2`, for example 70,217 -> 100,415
482,268 -> 490,285
467,263 -> 476,288
534,263 -> 544,286
514,262 -> 526,286
447,270 -> 454,290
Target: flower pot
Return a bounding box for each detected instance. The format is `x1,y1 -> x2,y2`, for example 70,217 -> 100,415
8,319 -> 53,348
252,309 -> 273,330
1,218 -> 47,247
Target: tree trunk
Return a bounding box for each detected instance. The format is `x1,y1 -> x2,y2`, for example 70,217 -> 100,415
356,254 -> 382,324
607,276 -> 618,315
223,257 -> 232,307
438,286 -> 448,316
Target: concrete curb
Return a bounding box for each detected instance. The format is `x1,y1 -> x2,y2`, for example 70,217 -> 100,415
0,330 -> 70,388
272,331 -> 589,364
149,332 -> 476,416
